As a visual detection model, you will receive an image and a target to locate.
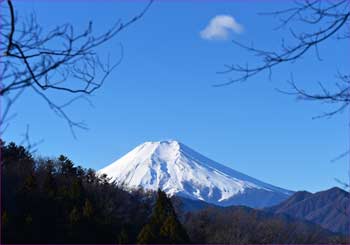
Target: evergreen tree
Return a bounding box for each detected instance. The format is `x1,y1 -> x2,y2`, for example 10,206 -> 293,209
1,142 -> 151,244
58,155 -> 76,176
137,224 -> 157,244
160,215 -> 190,244
137,189 -> 190,244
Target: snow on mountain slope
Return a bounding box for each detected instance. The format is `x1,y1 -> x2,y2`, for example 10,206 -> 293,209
98,140 -> 293,208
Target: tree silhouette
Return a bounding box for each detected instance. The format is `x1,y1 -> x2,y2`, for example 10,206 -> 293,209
137,189 -> 190,244
1,141 -> 151,243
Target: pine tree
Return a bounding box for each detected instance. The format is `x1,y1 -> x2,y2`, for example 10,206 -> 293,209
58,155 -> 76,176
137,223 -> 157,244
137,189 -> 190,244
160,215 -> 190,244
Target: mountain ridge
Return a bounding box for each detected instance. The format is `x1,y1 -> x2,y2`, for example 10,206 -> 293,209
265,187 -> 349,234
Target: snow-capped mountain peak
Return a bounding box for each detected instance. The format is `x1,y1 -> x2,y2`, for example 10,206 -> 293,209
98,140 -> 293,208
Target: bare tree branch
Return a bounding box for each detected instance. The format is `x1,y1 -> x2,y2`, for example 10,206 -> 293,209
0,0 -> 153,136
215,1 -> 350,108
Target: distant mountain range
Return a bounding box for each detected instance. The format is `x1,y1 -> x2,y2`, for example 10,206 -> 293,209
265,187 -> 349,234
98,140 -> 293,208
180,201 -> 345,244
98,140 -> 349,236
167,190 -> 347,245
172,187 -> 349,235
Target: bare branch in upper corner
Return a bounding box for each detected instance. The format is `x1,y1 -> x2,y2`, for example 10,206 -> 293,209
0,0 -> 153,136
216,0 -> 350,117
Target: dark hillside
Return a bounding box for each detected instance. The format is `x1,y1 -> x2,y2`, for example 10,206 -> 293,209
266,187 -> 349,234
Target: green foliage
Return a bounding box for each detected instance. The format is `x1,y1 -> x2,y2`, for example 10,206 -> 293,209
137,224 -> 157,244
160,215 -> 190,244
137,189 -> 190,244
1,142 -> 150,244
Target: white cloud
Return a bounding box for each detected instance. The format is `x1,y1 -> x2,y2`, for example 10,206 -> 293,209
200,15 -> 243,40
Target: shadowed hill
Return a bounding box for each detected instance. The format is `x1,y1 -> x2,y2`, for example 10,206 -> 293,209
265,187 -> 349,234
183,204 -> 347,244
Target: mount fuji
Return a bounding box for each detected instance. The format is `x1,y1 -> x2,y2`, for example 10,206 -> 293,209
98,140 -> 293,208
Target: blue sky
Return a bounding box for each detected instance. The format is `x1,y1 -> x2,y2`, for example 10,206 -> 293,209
3,0 -> 349,192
